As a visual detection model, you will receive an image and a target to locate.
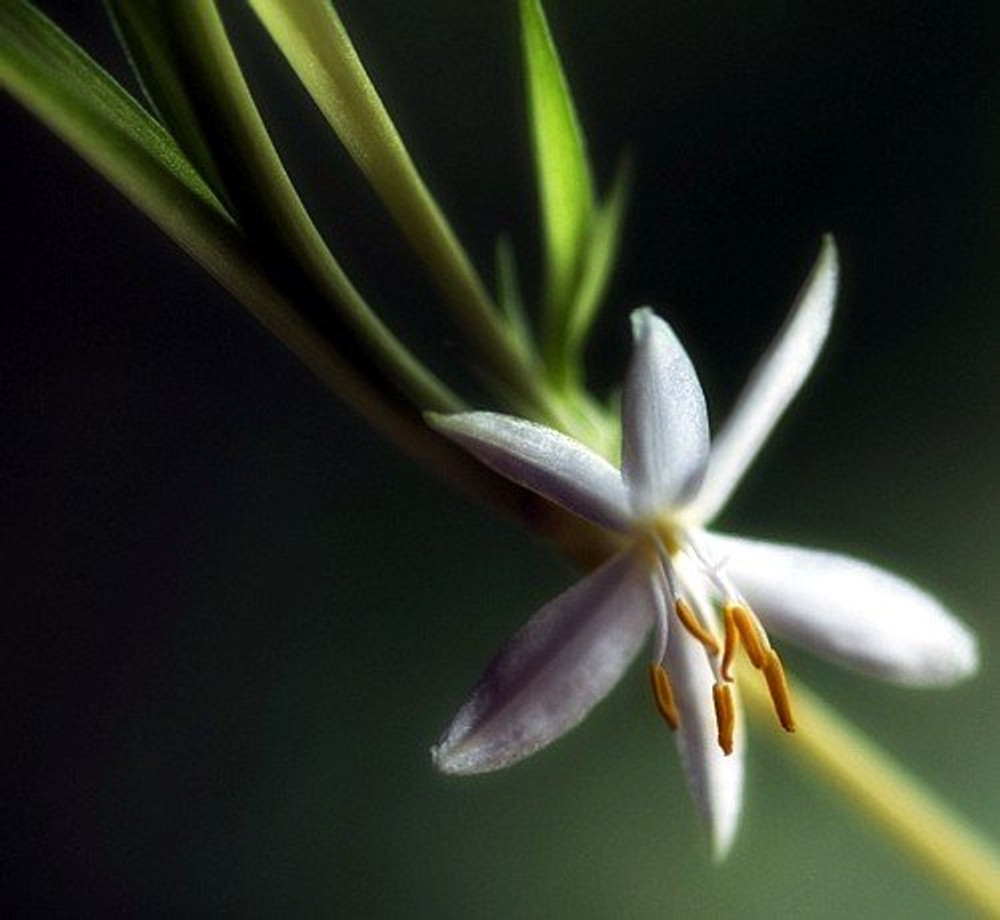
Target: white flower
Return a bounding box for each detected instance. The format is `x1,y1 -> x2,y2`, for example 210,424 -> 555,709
427,237 -> 978,857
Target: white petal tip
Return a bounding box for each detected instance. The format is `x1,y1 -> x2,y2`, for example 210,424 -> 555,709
430,733 -> 544,775
430,719 -> 538,774
621,307 -> 710,511
430,742 -> 477,776
710,831 -> 737,863
702,770 -> 742,862
424,410 -> 632,531
917,622 -> 980,686
429,712 -> 515,776
629,306 -> 655,339
811,235 -> 840,305
958,631 -> 980,675
856,599 -> 980,688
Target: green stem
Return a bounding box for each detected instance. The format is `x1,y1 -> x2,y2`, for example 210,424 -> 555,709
742,677 -> 1000,918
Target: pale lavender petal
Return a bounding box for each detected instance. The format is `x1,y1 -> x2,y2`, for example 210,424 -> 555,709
665,627 -> 744,859
705,533 -> 979,685
687,237 -> 838,524
432,548 -> 653,774
621,309 -> 710,516
428,411 -> 631,532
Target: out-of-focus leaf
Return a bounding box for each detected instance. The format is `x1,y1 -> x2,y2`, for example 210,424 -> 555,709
565,155 -> 633,360
520,0 -> 594,350
108,0 -> 461,412
248,0 -> 540,409
0,0 -> 460,470
495,236 -> 532,357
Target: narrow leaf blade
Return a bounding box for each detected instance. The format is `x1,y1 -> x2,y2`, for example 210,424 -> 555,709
106,0 -> 226,197
109,0 -> 461,411
521,0 -> 595,334
0,0 -> 610,538
495,235 -> 532,356
566,154 -> 633,356
248,0 -> 540,407
0,1 -> 436,460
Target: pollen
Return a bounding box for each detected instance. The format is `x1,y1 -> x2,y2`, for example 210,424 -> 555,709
650,663 -> 680,730
712,682 -> 735,755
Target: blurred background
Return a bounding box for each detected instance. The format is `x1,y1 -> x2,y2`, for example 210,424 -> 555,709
2,0 -> 998,916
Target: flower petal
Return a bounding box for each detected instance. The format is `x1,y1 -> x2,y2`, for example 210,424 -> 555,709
687,237 -> 838,524
704,533 -> 979,685
665,626 -> 744,859
432,548 -> 653,774
621,309 -> 710,516
427,411 -> 632,532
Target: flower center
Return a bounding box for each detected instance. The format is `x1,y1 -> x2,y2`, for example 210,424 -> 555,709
642,524 -> 796,754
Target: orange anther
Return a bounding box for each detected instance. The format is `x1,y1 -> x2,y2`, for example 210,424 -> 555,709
721,606 -> 740,681
731,604 -> 769,669
763,650 -> 796,732
712,682 -> 735,755
650,663 -> 680,730
674,598 -> 720,655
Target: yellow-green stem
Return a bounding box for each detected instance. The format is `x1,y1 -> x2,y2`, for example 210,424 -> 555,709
742,676 -> 1000,918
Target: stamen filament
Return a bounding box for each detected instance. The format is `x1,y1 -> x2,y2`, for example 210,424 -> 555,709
674,598 -> 720,654
763,650 -> 796,732
649,663 -> 680,730
712,682 -> 735,755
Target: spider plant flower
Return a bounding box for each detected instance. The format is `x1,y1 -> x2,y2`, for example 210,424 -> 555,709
427,238 -> 977,856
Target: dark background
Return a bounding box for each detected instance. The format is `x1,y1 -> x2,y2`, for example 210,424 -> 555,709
3,1 -> 998,916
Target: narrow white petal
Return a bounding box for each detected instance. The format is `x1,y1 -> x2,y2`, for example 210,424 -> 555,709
687,237 -> 838,524
621,309 -> 710,516
705,533 -> 979,685
428,411 -> 632,532
432,549 -> 654,774
665,630 -> 745,859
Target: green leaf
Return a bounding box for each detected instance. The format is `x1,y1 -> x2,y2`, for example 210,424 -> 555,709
107,0 -> 461,412
248,0 -> 542,411
520,0 -> 595,348
495,235 -> 532,357
0,0 -> 621,529
105,0 -> 226,198
565,154 -> 633,359
0,0 -> 456,468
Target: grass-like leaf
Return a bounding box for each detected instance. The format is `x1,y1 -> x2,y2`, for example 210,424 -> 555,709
0,0 -> 469,474
520,0 -> 595,363
106,0 -> 226,199
0,0 -> 634,543
495,235 -> 533,357
247,0 -> 543,410
107,0 -> 461,412
565,154 -> 633,364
